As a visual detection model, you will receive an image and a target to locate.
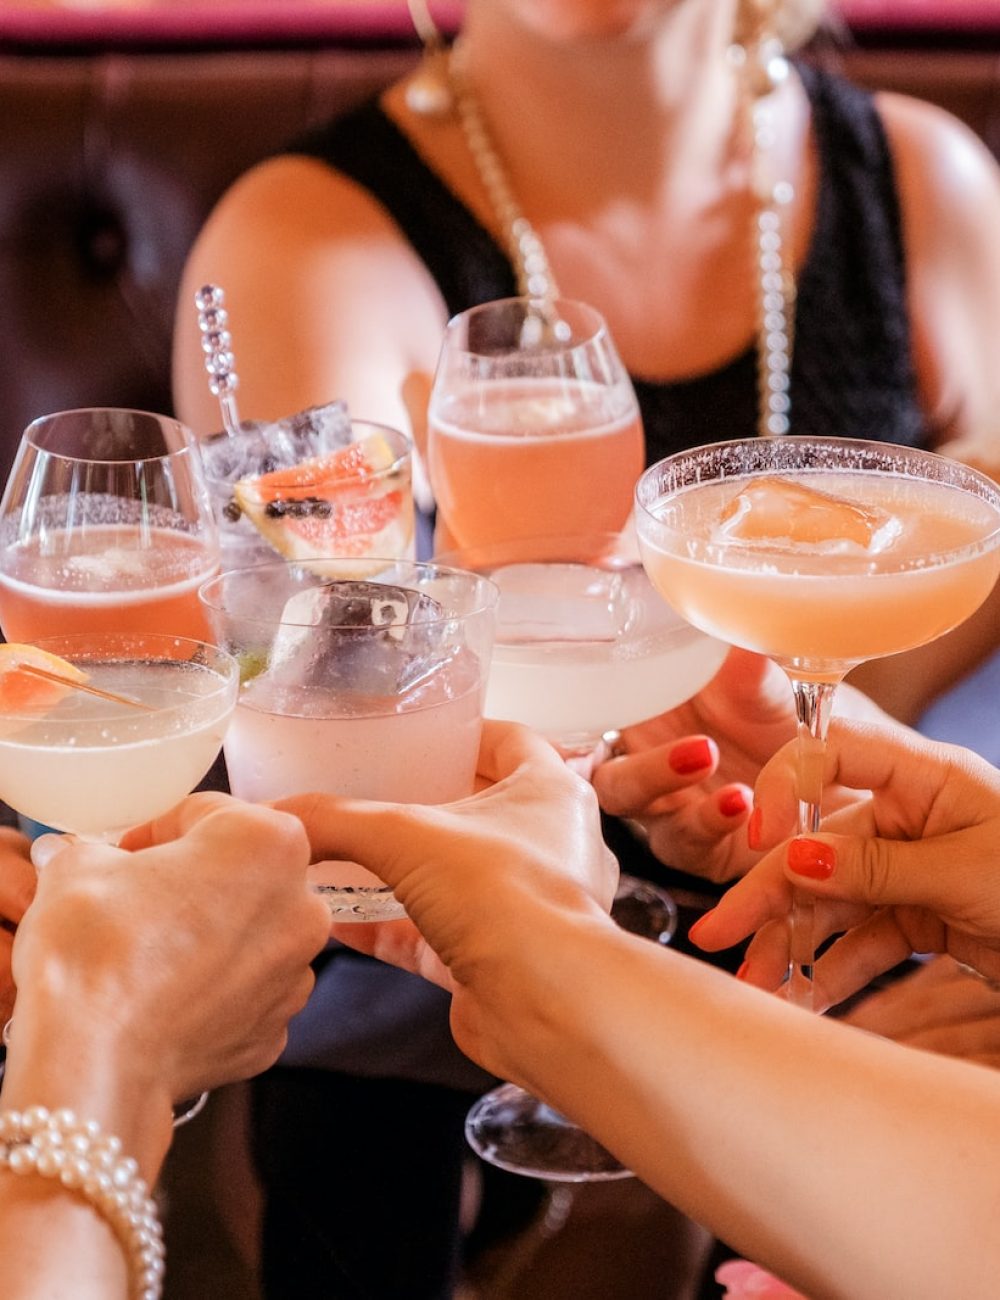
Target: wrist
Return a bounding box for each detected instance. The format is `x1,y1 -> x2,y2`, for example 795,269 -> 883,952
2,986 -> 174,1184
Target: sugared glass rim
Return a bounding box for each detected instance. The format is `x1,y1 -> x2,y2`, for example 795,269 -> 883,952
198,557 -> 499,630
634,435 -> 1000,574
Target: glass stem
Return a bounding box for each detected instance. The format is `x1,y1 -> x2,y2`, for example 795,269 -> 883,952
786,674 -> 841,1011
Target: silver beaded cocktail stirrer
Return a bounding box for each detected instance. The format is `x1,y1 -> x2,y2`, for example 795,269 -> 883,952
195,284 -> 242,437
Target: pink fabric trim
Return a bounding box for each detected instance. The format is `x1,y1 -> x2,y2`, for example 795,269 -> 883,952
837,0 -> 1000,31
0,3 -> 462,47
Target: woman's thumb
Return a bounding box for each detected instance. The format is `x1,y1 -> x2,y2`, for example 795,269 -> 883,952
786,832 -> 954,913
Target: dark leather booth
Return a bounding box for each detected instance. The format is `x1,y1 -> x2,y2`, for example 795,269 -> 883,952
0,3 -> 997,488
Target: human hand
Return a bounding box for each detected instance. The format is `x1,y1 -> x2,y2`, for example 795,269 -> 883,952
273,721 -> 617,1080
842,955 -> 1000,1069
591,648 -> 884,883
690,721 -> 1000,1007
0,827 -> 35,1023
14,795 -> 331,1105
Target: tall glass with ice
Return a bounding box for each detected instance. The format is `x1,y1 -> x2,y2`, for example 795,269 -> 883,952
200,558 -> 498,919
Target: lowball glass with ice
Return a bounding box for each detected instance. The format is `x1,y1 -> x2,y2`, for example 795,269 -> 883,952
198,400 -> 414,571
636,436 -> 1000,1008
199,558 -> 497,920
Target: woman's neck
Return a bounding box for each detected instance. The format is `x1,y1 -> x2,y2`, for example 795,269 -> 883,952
458,0 -> 741,216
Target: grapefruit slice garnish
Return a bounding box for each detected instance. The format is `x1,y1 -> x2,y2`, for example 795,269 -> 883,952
232,431 -> 413,574
0,644 -> 89,716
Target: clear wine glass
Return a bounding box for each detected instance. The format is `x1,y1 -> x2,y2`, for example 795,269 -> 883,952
0,408 -> 220,644
439,531 -> 729,1180
635,436 -> 1000,1009
426,297 -> 643,550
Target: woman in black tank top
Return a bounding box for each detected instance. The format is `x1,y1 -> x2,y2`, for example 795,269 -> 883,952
172,3 -> 1000,1296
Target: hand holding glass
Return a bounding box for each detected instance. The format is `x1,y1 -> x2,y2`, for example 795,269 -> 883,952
636,436 -> 1000,1008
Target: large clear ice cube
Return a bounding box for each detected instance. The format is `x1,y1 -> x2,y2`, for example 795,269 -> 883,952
199,399 -> 353,487
268,580 -> 447,696
715,476 -> 903,554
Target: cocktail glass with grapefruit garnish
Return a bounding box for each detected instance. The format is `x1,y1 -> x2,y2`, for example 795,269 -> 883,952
636,436 -> 1000,1009
199,404 -> 413,571
0,409 -> 220,643
0,634 -> 238,843
427,298 -> 643,549
200,558 -> 497,920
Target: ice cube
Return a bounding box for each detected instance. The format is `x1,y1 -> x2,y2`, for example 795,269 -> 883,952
714,476 -> 903,554
267,580 -> 447,695
491,563 -> 632,644
199,400 -> 352,487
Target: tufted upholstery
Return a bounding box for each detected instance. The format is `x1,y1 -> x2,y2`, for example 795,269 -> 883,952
0,26 -> 997,489
0,44 -> 417,485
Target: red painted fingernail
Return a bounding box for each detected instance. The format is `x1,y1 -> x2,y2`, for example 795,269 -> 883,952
669,737 -> 713,775
719,788 -> 748,819
747,806 -> 763,850
688,913 -> 709,941
787,838 -> 836,880
735,960 -> 750,981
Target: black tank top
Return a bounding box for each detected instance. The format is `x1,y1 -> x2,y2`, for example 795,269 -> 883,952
294,61 -> 927,464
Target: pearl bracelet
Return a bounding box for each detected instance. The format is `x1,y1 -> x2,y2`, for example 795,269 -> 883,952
0,1106 -> 165,1299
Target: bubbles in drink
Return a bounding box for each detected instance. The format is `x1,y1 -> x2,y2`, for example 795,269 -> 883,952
715,476 -> 903,555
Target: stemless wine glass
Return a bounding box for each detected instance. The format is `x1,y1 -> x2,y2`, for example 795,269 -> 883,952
427,297 -> 643,549
0,408 -> 220,643
199,557 -> 498,920
439,532 -> 729,1181
636,436 -> 1000,1009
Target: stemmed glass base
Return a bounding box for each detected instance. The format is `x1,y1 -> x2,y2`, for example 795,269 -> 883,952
465,875 -> 677,1182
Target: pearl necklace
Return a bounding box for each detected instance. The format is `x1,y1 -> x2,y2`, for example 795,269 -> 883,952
445,39 -> 795,440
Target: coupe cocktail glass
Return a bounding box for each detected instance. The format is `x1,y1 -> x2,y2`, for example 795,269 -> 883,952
0,409 -> 220,643
439,533 -> 728,757
0,633 -> 238,842
441,533 -> 725,1180
427,297 -> 643,549
199,558 -> 498,920
636,436 -> 1000,1008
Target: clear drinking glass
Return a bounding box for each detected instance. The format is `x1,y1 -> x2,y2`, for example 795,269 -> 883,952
0,408 -> 220,644
438,532 -> 728,758
439,532 -> 725,1179
0,633 -> 238,843
197,404 -> 414,572
427,298 -> 643,549
636,436 -> 1000,1009
199,557 -> 498,920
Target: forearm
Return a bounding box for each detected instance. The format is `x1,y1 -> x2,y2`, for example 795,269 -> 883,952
0,990 -> 173,1299
485,917 -> 1000,1299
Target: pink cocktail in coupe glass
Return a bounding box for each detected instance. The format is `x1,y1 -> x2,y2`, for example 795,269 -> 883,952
427,297 -> 643,549
0,408 -> 219,643
635,436 -> 1000,1008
